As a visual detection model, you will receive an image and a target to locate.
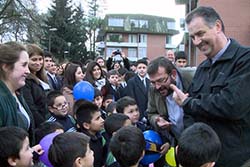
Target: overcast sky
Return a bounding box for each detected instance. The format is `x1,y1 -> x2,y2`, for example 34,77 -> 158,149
37,0 -> 185,19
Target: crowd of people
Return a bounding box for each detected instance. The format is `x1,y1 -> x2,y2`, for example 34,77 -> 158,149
1,6 -> 250,167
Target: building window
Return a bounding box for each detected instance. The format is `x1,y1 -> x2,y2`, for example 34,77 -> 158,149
108,18 -> 124,27
107,33 -> 123,42
139,34 -> 147,43
138,47 -> 147,58
128,34 -> 137,43
139,20 -> 148,28
130,19 -> 139,28
167,21 -> 175,29
128,48 -> 137,58
166,35 -> 172,44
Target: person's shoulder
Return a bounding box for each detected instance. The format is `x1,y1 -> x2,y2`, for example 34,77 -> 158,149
127,75 -> 136,82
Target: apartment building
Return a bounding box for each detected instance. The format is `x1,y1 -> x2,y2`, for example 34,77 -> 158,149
98,14 -> 179,61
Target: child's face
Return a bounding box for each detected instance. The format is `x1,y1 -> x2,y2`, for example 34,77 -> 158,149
136,63 -> 147,78
108,74 -> 119,86
123,105 -> 140,124
50,95 -> 69,117
81,144 -> 94,167
94,96 -> 103,109
89,111 -> 104,133
75,67 -> 84,83
103,99 -> 113,109
14,137 -> 33,167
175,58 -> 187,68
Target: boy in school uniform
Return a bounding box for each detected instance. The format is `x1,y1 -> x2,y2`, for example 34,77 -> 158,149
46,90 -> 76,132
109,126 -> 146,167
103,113 -> 132,167
93,88 -> 107,119
177,122 -> 221,167
0,126 -> 43,167
48,132 -> 94,167
127,59 -> 150,121
105,69 -> 121,101
74,100 -> 107,167
116,96 -> 147,131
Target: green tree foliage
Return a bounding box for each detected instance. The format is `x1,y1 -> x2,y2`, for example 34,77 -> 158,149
87,0 -> 103,59
43,0 -> 88,63
0,0 -> 40,42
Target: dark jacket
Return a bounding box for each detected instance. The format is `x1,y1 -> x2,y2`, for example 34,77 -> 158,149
21,76 -> 49,127
47,113 -> 76,132
81,130 -> 108,167
183,39 -> 250,167
46,73 -> 62,91
127,75 -> 150,119
106,57 -> 130,71
0,80 -> 35,145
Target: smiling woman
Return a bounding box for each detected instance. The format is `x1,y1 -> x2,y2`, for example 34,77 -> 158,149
0,41 -> 35,145
21,44 -> 50,128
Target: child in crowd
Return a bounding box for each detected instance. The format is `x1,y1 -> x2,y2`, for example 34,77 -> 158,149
127,59 -> 150,122
102,94 -> 114,111
34,121 -> 64,167
103,113 -> 132,167
116,96 -> 147,131
75,100 -> 107,167
93,88 -> 107,119
0,126 -> 43,167
106,102 -> 117,116
46,90 -> 76,132
177,122 -> 221,167
105,69 -> 121,101
48,132 -> 94,167
174,51 -> 187,68
34,121 -> 64,145
109,126 -> 146,167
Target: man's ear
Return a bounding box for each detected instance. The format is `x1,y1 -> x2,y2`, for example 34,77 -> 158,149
74,157 -> 82,167
171,69 -> 177,80
83,122 -> 90,130
8,157 -> 17,166
2,64 -> 10,73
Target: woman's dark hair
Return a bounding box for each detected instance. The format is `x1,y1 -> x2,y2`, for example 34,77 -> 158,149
63,63 -> 81,89
84,61 -> 105,85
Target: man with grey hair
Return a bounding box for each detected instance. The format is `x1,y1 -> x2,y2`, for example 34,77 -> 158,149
171,6 -> 250,167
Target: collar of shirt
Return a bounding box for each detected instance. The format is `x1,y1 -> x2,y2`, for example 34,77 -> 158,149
212,39 -> 231,64
138,75 -> 146,81
47,72 -> 56,78
111,84 -> 117,90
175,72 -> 183,91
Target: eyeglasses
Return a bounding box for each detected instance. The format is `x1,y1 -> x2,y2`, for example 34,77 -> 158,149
52,102 -> 69,110
150,74 -> 170,86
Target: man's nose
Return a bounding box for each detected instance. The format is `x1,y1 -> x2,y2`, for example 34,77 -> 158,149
155,83 -> 161,90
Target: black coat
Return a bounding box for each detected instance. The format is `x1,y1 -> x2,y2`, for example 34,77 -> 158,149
47,73 -> 62,90
127,75 -> 150,119
183,39 -> 250,167
21,77 -> 49,127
